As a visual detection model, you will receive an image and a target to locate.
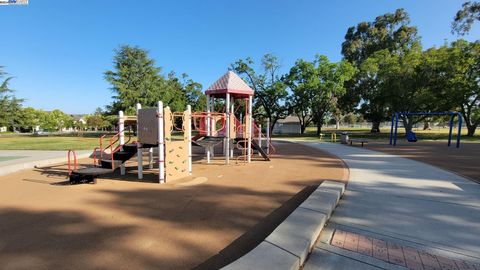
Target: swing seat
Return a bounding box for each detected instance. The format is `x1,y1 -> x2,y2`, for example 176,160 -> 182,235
406,131 -> 417,142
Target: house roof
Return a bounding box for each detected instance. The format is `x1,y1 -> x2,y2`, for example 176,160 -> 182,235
205,71 -> 254,98
70,114 -> 87,121
277,116 -> 300,124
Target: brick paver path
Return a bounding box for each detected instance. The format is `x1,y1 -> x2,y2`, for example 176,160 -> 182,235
331,229 -> 480,270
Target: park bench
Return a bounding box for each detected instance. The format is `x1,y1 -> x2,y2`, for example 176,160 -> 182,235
348,138 -> 368,147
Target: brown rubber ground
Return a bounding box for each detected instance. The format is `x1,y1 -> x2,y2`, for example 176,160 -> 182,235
0,141 -> 347,270
364,140 -> 480,183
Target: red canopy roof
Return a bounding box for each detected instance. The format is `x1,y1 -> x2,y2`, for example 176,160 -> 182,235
205,71 -> 254,98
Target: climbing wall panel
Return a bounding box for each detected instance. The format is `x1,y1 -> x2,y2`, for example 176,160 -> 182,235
164,108 -> 190,181
165,141 -> 189,181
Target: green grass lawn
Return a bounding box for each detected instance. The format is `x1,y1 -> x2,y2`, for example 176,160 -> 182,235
0,127 -> 478,151
0,136 -> 102,150
0,131 -> 138,151
275,126 -> 480,143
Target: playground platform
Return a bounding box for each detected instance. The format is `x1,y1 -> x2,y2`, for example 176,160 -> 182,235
300,142 -> 480,270
0,150 -> 91,176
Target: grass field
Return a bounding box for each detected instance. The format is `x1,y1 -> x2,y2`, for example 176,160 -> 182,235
0,136 -> 102,150
275,126 -> 480,142
0,127 -> 478,151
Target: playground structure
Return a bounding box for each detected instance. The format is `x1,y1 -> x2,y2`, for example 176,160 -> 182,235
200,71 -> 273,164
389,112 -> 463,148
67,71 -> 274,184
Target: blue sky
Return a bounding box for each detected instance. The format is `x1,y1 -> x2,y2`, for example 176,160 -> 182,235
1,0 -> 479,114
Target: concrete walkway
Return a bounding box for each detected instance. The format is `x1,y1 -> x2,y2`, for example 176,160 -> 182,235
300,142 -> 480,270
0,150 -> 91,176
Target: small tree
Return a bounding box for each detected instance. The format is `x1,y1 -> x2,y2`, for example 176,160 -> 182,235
20,107 -> 41,132
86,115 -> 104,131
284,59 -> 316,134
285,55 -> 355,135
343,113 -> 357,125
231,54 -> 292,133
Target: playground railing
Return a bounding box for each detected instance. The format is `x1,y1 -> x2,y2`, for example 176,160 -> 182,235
107,132 -> 123,170
98,127 -> 132,161
92,147 -> 100,167
235,137 -> 252,165
192,112 -> 226,134
252,122 -> 276,155
67,149 -> 77,176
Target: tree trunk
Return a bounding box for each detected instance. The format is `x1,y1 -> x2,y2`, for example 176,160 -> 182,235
316,113 -> 324,135
423,121 -> 431,130
467,124 -> 477,137
335,117 -> 340,130
402,117 -> 413,134
300,124 -> 306,134
269,117 -> 277,136
370,122 -> 381,133
297,115 -> 306,134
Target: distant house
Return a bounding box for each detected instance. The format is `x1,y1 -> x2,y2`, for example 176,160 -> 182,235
0,126 -> 7,132
272,116 -> 301,135
71,114 -> 87,125
66,114 -> 87,131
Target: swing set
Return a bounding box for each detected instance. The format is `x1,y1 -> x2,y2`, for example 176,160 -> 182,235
389,112 -> 463,148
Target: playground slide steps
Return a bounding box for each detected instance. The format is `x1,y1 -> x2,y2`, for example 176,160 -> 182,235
222,180 -> 346,270
100,159 -> 125,169
70,143 -> 139,184
100,144 -> 137,169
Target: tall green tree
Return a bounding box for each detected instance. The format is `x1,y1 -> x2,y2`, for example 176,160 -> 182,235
105,45 -> 204,114
359,46 -> 439,133
0,67 -> 24,131
231,54 -> 292,133
452,1 -> 480,35
342,9 -> 420,132
442,40 -> 480,136
105,45 -> 165,114
285,55 -> 356,134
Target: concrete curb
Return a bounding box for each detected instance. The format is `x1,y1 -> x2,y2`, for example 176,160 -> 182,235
0,152 -> 91,177
222,180 -> 346,270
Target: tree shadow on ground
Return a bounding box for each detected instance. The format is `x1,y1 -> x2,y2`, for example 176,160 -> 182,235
2,140 -> 346,269
0,183 -> 324,269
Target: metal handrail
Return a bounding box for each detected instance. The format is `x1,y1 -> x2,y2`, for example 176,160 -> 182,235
93,147 -> 100,167
98,127 -> 132,162
252,121 -> 276,155
108,133 -> 121,170
67,149 -> 77,176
